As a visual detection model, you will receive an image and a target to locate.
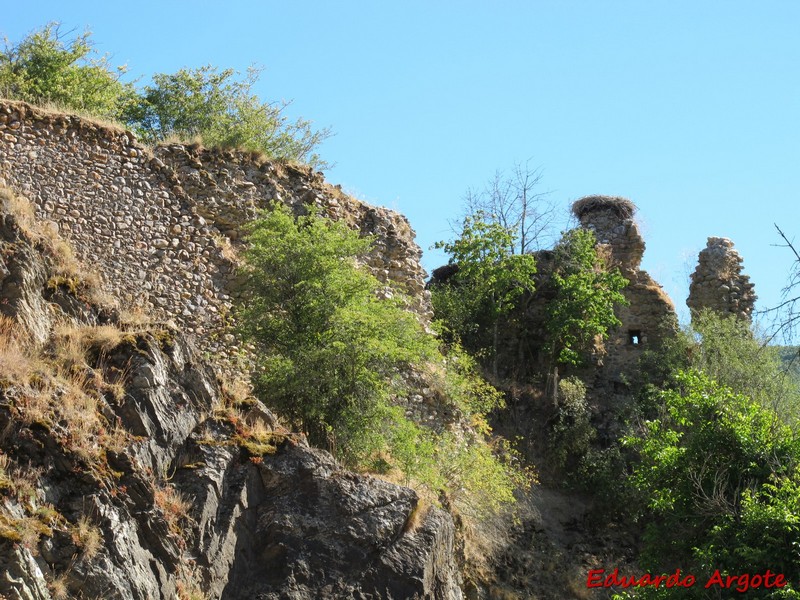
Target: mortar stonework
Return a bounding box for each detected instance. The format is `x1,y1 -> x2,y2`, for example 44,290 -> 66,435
687,236 -> 757,322
0,101 -> 430,358
573,196 -> 677,381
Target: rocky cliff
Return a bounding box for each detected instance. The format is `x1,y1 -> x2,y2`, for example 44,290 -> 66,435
0,188 -> 462,598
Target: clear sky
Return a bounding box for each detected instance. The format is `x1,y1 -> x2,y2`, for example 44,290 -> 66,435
5,1 -> 800,334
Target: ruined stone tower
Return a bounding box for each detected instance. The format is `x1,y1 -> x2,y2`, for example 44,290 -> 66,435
687,237 -> 757,322
572,196 -> 677,381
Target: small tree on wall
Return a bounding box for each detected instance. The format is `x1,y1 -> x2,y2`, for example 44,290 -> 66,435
433,211 -> 537,379
544,228 -> 628,401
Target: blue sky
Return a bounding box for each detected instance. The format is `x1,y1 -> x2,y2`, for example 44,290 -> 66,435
5,1 -> 800,333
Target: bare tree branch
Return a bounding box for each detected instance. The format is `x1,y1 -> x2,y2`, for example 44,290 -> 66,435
456,160 -> 556,254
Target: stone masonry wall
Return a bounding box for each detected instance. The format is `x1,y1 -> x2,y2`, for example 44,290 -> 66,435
573,196 -> 677,381
0,101 -> 430,358
687,236 -> 757,322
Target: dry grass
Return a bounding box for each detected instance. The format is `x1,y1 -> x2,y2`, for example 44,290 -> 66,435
0,315 -> 39,385
3,319 -> 133,463
213,233 -> 238,262
48,573 -> 70,600
2,97 -> 129,134
2,187 -> 113,308
0,187 -> 36,228
402,498 -> 430,533
153,484 -> 192,536
118,306 -> 153,328
71,515 -> 102,559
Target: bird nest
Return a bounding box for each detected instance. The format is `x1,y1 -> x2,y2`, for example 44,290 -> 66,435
572,195 -> 636,220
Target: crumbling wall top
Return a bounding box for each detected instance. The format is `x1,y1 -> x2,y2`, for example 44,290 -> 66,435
572,195 -> 644,272
687,236 -> 757,322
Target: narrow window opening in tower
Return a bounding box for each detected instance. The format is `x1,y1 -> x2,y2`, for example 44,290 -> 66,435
629,330 -> 642,345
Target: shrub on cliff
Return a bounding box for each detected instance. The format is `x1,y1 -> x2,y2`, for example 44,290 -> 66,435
237,204 -> 531,516
237,203 -> 434,464
123,65 -> 332,169
0,22 -> 136,119
1,24 -> 331,168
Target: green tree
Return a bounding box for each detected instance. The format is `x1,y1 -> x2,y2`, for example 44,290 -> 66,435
237,204 -> 531,520
125,65 -> 331,168
0,22 -> 135,118
237,203 -> 435,464
433,211 -> 537,378
689,310 -> 800,423
544,228 -> 628,399
623,370 -> 800,598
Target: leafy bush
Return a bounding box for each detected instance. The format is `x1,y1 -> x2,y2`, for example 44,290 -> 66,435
545,228 -> 628,368
0,22 -> 135,119
432,211 -> 537,377
1,24 -> 330,167
548,376 -> 595,471
238,203 -> 436,464
689,310 -> 800,422
622,370 -> 800,597
237,204 -> 532,519
124,65 -> 331,168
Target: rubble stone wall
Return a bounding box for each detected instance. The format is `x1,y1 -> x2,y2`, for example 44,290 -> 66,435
687,236 -> 757,322
573,196 -> 677,381
0,101 -> 430,358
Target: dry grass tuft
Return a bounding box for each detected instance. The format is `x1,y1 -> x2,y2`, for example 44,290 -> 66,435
0,315 -> 40,386
153,484 -> 192,536
48,573 -> 70,600
402,498 -> 430,533
0,187 -> 36,227
118,306 -> 153,328
71,515 -> 102,559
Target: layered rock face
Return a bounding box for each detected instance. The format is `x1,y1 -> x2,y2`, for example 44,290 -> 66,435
687,236 -> 757,321
572,196 -> 677,381
0,194 -> 461,599
0,100 -> 431,362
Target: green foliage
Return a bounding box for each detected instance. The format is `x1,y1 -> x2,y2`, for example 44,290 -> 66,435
238,203 -> 435,464
432,211 -> 537,372
124,65 -> 331,168
1,24 -> 330,167
387,411 -> 441,488
689,310 -> 800,422
435,211 -> 537,323
545,228 -> 628,366
437,431 -> 531,518
0,23 -> 135,118
548,376 -> 595,471
237,204 -> 532,520
623,370 -> 800,597
440,342 -> 506,434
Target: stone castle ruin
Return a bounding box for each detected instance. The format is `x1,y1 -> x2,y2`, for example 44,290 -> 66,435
572,196 -> 677,381
0,100 -> 430,361
572,196 -> 757,384
0,100 -> 758,388
687,236 -> 757,322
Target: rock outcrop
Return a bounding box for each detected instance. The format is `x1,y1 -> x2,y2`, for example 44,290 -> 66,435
687,236 -> 757,322
0,193 -> 462,599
